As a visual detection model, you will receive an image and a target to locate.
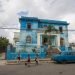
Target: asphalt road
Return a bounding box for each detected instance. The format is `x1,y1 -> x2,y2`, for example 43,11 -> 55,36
0,63 -> 75,75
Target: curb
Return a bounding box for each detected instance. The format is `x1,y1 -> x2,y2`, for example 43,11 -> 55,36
6,60 -> 54,65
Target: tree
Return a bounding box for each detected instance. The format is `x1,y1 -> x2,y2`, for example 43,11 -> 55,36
45,25 -> 58,33
0,37 -> 9,52
44,25 -> 58,56
44,25 -> 58,45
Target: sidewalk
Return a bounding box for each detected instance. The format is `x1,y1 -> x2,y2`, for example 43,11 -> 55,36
0,60 -> 6,65
6,58 -> 54,65
0,58 -> 54,65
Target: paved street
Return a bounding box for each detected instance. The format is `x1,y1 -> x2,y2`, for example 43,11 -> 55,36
0,62 -> 75,75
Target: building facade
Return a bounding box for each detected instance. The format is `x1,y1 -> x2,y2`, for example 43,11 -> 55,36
7,16 -> 69,59
16,17 -> 69,57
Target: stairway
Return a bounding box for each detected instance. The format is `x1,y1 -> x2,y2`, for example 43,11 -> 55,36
46,47 -> 61,56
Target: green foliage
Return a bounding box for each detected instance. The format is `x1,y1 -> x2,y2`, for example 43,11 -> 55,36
32,48 -> 36,53
45,25 -> 58,33
0,37 -> 9,51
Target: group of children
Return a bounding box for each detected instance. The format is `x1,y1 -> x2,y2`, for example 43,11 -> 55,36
17,54 -> 39,66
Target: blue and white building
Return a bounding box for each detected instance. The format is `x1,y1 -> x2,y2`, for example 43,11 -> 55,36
7,16 -> 69,59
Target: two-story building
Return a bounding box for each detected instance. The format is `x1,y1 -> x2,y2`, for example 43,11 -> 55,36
7,16 -> 69,59
14,16 -> 69,58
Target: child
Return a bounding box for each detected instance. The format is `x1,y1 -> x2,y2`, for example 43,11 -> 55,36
35,57 -> 39,65
17,52 -> 20,64
25,54 -> 31,67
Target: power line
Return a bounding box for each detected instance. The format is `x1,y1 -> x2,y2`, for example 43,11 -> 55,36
0,27 -> 75,31
0,27 -> 20,30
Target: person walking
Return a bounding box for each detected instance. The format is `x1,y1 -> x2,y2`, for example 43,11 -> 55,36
35,57 -> 38,65
17,52 -> 21,64
25,54 -> 31,67
35,55 -> 39,65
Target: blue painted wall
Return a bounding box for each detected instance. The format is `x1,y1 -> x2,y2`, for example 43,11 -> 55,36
6,17 -> 69,60
19,17 -> 69,52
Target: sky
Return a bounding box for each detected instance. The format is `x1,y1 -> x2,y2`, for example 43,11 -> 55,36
0,0 -> 75,43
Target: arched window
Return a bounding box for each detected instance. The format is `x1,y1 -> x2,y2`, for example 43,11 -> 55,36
26,35 -> 32,43
60,37 -> 64,46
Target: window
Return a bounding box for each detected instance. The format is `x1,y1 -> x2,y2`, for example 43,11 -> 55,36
60,37 -> 64,46
59,27 -> 63,33
44,25 -> 47,28
26,35 -> 31,43
27,23 -> 31,29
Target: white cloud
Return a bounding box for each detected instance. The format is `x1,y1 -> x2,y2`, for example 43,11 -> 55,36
0,0 -> 75,43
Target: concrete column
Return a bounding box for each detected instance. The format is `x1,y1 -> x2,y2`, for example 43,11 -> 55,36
37,33 -> 41,48
57,34 -> 60,47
